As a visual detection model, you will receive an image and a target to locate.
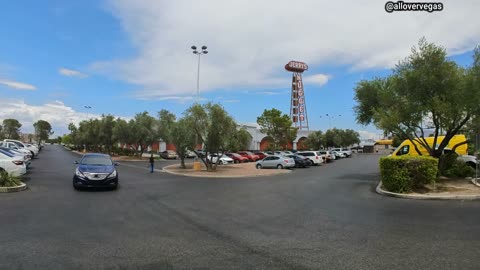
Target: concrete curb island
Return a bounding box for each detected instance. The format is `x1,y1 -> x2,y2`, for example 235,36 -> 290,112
0,183 -> 28,193
376,181 -> 480,200
162,164 -> 292,179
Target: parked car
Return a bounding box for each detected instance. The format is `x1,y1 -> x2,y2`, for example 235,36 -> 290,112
285,154 -> 310,168
317,150 -> 333,162
296,151 -> 323,166
342,148 -> 352,157
185,150 -> 197,158
0,151 -> 27,177
3,139 -> 39,157
207,153 -> 234,165
331,148 -> 352,158
73,153 -> 118,190
331,150 -> 345,159
160,150 -> 178,159
225,153 -> 249,163
254,152 -> 267,160
443,149 -> 478,169
0,141 -> 35,158
238,151 -> 260,162
0,147 -> 31,168
195,149 -> 206,158
255,155 -> 295,169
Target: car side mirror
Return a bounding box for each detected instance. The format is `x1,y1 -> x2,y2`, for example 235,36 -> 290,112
74,160 -> 79,164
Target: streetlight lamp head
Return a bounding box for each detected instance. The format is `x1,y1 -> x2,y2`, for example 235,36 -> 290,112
203,50 -> 208,54
191,45 -> 197,50
201,45 -> 207,50
193,50 -> 198,54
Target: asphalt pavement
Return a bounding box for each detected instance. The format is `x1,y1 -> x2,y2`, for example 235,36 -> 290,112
1,145 -> 479,270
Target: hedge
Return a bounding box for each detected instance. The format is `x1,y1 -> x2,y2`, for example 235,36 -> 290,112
379,156 -> 438,193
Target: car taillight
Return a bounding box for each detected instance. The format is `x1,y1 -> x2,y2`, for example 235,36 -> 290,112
284,159 -> 289,163
316,156 -> 319,159
12,160 -> 23,165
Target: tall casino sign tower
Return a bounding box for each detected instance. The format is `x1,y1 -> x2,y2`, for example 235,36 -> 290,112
285,60 -> 309,130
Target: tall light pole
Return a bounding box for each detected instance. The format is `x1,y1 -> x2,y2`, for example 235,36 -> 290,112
320,114 -> 342,129
84,105 -> 92,120
191,45 -> 208,101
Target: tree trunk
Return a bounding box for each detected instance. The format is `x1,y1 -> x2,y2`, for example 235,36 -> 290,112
180,157 -> 186,169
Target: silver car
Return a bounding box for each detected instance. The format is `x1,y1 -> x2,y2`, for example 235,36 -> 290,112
255,155 -> 295,169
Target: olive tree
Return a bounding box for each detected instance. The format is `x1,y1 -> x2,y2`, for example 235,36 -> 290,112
184,103 -> 237,171
354,39 -> 480,158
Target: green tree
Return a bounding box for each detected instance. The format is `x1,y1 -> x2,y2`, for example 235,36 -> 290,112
341,129 -> 360,147
2,119 -> 22,139
305,130 -> 324,150
171,118 -> 196,169
99,115 -> 116,154
112,118 -> 132,151
0,124 -> 3,140
184,103 -> 237,171
131,112 -> 158,157
157,109 -> 176,144
324,128 -> 342,148
227,128 -> 252,152
257,108 -> 297,150
33,120 -> 53,142
354,39 -> 480,158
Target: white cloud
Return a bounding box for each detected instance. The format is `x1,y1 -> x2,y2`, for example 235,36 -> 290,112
257,91 -> 288,95
223,99 -> 240,103
303,74 -> 331,87
0,99 -> 126,136
0,79 -> 36,90
59,68 -> 88,78
92,0 -> 480,99
357,130 -> 382,140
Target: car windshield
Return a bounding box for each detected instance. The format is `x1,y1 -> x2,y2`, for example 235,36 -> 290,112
0,149 -> 15,157
81,156 -> 113,165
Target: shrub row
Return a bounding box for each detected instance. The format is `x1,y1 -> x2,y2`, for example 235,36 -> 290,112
439,152 -> 475,178
379,156 -> 438,193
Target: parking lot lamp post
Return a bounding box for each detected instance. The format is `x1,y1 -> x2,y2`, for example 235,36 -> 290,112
191,45 -> 208,102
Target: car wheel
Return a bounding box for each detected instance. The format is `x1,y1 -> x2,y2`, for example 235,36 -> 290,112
310,160 -> 314,166
256,164 -> 262,169
277,164 -> 283,169
234,160 -> 238,164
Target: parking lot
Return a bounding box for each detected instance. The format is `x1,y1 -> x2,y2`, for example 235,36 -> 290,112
1,145 -> 480,270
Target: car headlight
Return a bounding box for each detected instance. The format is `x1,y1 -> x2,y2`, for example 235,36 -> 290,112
75,168 -> 85,178
107,170 -> 117,179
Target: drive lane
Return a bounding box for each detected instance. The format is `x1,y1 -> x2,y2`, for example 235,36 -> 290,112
1,145 -> 479,269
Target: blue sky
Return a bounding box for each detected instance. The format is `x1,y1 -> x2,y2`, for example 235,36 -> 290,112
0,0 -> 479,138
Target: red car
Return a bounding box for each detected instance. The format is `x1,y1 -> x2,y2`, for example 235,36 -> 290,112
225,153 -> 249,163
237,151 -> 260,162
254,152 -> 267,160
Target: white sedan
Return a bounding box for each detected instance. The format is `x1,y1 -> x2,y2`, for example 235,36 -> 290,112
207,153 -> 234,165
0,151 -> 27,177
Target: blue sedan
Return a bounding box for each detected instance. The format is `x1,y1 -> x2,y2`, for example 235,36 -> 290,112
73,153 -> 119,190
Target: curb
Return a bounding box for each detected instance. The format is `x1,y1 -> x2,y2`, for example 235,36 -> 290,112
471,178 -> 480,188
0,183 -> 27,193
376,181 -> 480,200
162,164 -> 292,179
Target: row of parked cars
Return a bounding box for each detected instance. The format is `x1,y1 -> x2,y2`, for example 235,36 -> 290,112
158,148 -> 354,169
255,149 -> 353,169
0,139 -> 42,177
